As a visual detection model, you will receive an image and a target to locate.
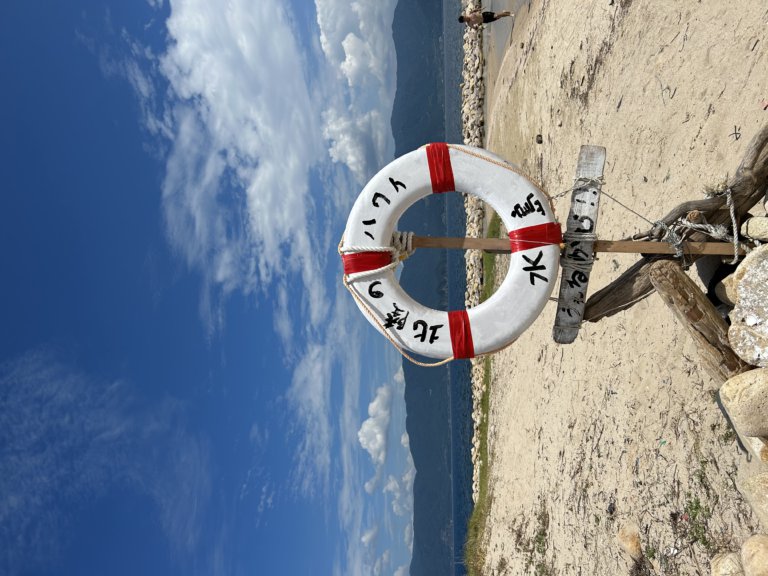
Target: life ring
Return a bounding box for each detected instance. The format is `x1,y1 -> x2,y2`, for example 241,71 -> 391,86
340,143 -> 561,360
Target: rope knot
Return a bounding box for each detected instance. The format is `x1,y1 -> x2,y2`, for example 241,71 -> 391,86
391,231 -> 415,262
654,220 -> 685,259
339,231 -> 416,283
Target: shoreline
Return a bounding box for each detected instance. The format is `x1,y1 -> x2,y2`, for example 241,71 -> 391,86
458,0 -> 489,504
460,0 -> 525,505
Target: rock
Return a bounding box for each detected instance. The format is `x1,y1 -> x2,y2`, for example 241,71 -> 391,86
741,535 -> 768,576
711,552 -> 744,576
720,369 -> 768,437
742,217 -> 768,242
733,244 -> 768,284
716,273 -> 738,307
738,474 -> 768,530
729,245 -> 768,367
617,523 -> 643,562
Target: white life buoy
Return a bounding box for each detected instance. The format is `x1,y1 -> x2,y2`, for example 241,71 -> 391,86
340,143 -> 561,361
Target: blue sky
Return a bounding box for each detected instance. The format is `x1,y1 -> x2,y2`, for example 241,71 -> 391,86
1,1 -> 415,574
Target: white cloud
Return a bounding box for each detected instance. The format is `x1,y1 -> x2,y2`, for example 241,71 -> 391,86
287,344 -> 333,497
358,385 -> 393,493
257,484 -> 276,516
103,0 -> 409,570
113,0 -> 399,494
0,352 -> 217,575
315,0 -> 397,182
335,320 -> 366,576
372,549 -> 391,576
156,0 -> 331,331
383,431 -> 416,557
112,0 -> 399,340
340,33 -> 374,87
361,525 -> 379,546
249,422 -> 268,450
382,434 -> 415,547
273,284 -> 294,351
323,106 -> 393,183
404,520 -> 414,554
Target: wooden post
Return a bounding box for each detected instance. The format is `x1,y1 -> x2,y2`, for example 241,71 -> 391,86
552,145 -> 606,344
648,260 -> 768,462
648,260 -> 749,382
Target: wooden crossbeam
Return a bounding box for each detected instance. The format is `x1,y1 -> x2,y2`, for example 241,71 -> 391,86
411,236 -> 745,256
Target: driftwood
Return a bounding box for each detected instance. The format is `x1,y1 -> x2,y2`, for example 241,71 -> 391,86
648,260 -> 749,382
584,124 -> 768,322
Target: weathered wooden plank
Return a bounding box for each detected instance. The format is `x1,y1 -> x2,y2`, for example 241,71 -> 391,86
593,239 -> 746,255
412,236 -> 510,250
552,145 -> 606,344
411,236 -> 744,255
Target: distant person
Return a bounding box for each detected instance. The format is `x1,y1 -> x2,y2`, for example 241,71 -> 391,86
458,10 -> 513,28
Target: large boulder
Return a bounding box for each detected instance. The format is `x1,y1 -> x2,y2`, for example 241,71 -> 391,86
729,245 -> 768,367
741,534 -> 768,576
715,273 -> 738,307
742,217 -> 768,242
720,369 -> 768,437
738,474 -> 768,531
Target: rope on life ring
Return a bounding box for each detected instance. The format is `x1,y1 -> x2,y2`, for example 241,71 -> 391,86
340,143 -> 562,364
339,240 -> 455,367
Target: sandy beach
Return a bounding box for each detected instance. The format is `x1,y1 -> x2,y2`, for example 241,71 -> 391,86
469,1 -> 768,573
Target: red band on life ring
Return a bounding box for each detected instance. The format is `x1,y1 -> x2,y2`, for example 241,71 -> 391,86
508,222 -> 562,253
448,310 -> 475,359
342,252 -> 392,275
426,143 -> 455,193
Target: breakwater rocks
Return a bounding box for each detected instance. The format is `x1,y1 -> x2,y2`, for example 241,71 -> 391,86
459,1 -> 488,504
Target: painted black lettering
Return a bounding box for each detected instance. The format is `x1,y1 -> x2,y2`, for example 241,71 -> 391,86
368,281 -> 384,299
413,320 -> 428,342
511,193 -> 546,219
372,193 -> 390,208
362,218 -> 376,241
567,244 -> 590,262
383,303 -> 409,330
411,320 -> 443,344
566,270 -> 589,289
572,214 -> 595,233
522,250 -> 548,285
389,177 -> 406,192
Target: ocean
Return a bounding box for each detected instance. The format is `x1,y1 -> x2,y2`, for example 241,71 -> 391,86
390,0 -> 474,574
